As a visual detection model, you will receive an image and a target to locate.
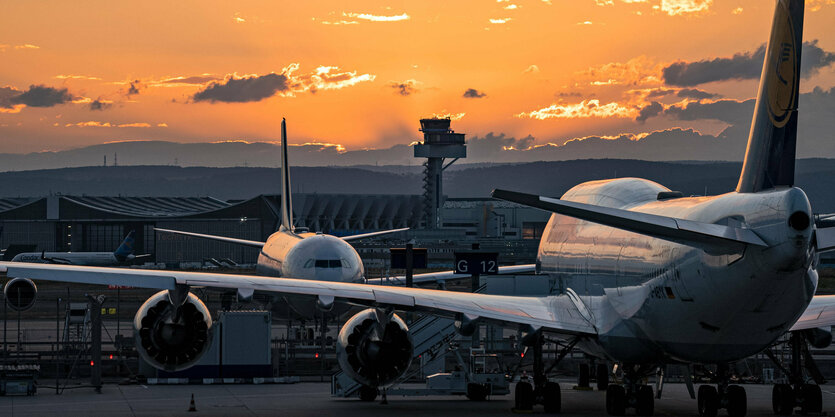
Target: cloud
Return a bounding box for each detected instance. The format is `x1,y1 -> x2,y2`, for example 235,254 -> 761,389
462,88 -> 486,98
127,80 -> 141,96
55,74 -> 101,81
663,40 -> 835,86
8,85 -> 74,107
65,121 -> 154,128
193,64 -> 375,103
658,0 -> 713,16
343,12 -> 409,22
489,18 -> 512,24
151,75 -> 221,87
808,0 -> 835,12
89,98 -> 113,111
389,80 -> 418,96
516,99 -> 637,120
0,44 -> 39,52
431,111 -> 465,121
676,88 -> 719,100
578,56 -> 662,87
636,101 -> 663,123
523,65 -> 540,74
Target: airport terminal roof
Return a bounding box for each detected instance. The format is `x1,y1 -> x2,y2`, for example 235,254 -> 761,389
0,197 -> 36,212
62,195 -> 232,217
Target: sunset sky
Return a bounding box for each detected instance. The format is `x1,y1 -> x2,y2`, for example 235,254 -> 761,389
1,0 -> 834,160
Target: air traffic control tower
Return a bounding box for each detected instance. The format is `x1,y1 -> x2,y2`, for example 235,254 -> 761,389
414,118 -> 466,229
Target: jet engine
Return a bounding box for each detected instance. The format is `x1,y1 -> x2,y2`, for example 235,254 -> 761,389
336,308 -> 413,387
3,278 -> 37,311
134,290 -> 213,371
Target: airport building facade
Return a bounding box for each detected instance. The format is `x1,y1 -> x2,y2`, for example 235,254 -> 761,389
0,194 -> 549,267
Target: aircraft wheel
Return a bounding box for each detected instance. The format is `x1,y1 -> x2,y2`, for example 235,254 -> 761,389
772,384 -> 794,415
358,385 -> 378,402
606,384 -> 626,416
578,363 -> 590,388
466,383 -> 488,401
698,385 -> 718,417
596,363 -> 609,391
800,384 -> 822,414
543,381 -> 561,414
636,385 -> 654,416
726,385 -> 747,417
515,381 -> 534,411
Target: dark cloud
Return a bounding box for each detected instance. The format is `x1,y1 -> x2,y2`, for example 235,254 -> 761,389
193,73 -> 289,103
0,86 -> 22,108
89,98 -> 111,111
558,91 -> 583,98
389,81 -> 417,96
636,101 -> 663,123
9,85 -> 73,107
462,88 -> 486,99
676,88 -> 719,100
646,88 -> 675,99
663,98 -> 754,124
662,41 -> 835,86
127,80 -> 141,96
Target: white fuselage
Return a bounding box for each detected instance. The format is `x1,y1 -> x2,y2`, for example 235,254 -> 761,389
541,178 -> 815,364
255,230 -> 365,318
11,252 -> 132,266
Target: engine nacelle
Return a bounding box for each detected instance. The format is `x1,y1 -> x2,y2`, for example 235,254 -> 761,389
134,290 -> 213,371
337,308 -> 413,388
3,278 -> 37,311
803,326 -> 833,349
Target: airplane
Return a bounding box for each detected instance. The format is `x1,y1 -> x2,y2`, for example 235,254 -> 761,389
2,1 -> 834,415
9,230 -> 148,266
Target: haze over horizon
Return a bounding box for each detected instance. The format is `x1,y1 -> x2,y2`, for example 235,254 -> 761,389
1,0 -> 834,164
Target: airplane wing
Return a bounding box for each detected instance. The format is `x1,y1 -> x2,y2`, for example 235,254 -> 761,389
154,228 -> 265,248
492,189 -> 767,254
0,262 -> 596,336
790,295 -> 835,331
817,227 -> 835,253
366,264 -> 537,286
340,228 -> 410,242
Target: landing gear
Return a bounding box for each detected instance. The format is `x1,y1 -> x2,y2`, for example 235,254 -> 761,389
605,364 -> 655,416
766,332 -> 825,415
696,364 -> 747,417
358,385 -> 378,402
597,363 -> 610,391
513,332 -> 572,413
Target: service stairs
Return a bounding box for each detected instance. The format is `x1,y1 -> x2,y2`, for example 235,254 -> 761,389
330,313 -> 457,397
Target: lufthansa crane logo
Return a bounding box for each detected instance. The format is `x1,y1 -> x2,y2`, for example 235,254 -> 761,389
766,1 -> 797,128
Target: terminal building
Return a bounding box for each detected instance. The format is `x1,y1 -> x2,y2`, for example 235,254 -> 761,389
0,194 -> 549,268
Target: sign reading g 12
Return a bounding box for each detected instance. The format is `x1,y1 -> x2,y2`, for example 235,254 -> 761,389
454,252 -> 499,275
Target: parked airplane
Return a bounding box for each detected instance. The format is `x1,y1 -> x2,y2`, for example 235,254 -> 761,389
2,1 -> 833,416
9,230 -> 147,266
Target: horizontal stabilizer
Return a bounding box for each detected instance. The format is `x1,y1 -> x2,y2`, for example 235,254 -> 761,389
154,228 -> 265,248
341,228 -> 409,242
492,189 -> 767,253
817,227 -> 835,253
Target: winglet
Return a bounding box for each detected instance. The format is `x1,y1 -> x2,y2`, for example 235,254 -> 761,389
280,118 -> 294,232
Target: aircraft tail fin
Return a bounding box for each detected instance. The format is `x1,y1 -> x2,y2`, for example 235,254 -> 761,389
736,0 -> 804,193
280,118 -> 294,231
113,230 -> 136,261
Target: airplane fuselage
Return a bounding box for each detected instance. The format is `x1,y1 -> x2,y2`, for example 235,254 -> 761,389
255,229 -> 365,318
541,177 -> 815,364
11,252 -> 137,266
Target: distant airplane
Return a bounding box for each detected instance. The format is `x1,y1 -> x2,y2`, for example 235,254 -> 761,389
10,230 -> 148,266
2,1 -> 832,416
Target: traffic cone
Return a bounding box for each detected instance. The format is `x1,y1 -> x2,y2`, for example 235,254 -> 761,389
188,393 -> 197,412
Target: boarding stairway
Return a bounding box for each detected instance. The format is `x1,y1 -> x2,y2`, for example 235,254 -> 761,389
330,312 -> 458,397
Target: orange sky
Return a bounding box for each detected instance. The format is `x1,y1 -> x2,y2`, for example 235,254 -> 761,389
1,0 -> 834,154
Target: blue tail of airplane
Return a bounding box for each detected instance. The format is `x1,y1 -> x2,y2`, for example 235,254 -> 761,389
114,230 -> 136,261
736,0 -> 804,192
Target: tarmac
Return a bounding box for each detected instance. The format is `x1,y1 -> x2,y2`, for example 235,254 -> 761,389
1,382 -> 834,417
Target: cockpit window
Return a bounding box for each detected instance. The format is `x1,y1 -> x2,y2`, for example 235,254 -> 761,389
340,258 -> 351,269
314,259 -> 342,268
